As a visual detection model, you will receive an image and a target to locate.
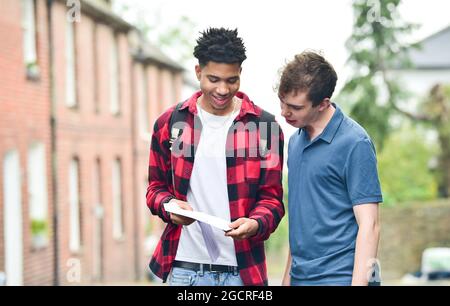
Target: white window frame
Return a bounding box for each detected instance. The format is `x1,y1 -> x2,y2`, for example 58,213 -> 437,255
110,34 -> 120,115
28,142 -> 49,248
3,150 -> 24,286
92,158 -> 104,279
21,0 -> 37,67
112,159 -> 124,240
65,19 -> 77,107
140,66 -> 150,138
69,158 -> 81,252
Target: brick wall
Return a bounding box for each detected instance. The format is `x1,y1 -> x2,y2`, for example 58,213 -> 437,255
132,60 -> 183,280
379,200 -> 450,280
1,0 -> 184,285
51,1 -> 135,284
0,0 -> 54,285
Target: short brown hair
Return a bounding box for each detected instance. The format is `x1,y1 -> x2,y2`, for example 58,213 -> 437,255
277,51 -> 338,107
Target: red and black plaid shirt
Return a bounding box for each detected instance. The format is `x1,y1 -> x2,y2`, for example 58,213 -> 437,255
146,91 -> 284,286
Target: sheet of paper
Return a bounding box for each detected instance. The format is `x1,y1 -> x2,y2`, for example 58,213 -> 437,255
164,202 -> 232,232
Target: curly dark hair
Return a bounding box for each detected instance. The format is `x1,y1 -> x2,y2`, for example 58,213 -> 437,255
193,28 -> 247,67
277,51 -> 338,107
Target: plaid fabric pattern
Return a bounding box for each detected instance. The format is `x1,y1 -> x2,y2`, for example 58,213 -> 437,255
147,91 -> 284,286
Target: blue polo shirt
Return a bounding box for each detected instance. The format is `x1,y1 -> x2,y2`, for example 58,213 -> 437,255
287,104 -> 383,285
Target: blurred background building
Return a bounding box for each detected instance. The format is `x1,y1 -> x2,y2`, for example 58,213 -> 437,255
1,0 -> 449,286
389,25 -> 450,100
0,0 -> 184,285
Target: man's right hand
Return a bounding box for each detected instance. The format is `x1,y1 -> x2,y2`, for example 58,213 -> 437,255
168,200 -> 196,226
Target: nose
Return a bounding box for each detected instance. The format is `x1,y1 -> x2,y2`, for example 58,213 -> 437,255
281,104 -> 290,118
217,83 -> 230,96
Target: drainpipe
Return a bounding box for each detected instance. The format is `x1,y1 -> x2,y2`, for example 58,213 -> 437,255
130,47 -> 141,282
46,0 -> 59,286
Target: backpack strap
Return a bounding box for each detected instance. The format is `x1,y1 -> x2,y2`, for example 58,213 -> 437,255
168,101 -> 187,151
168,101 -> 188,195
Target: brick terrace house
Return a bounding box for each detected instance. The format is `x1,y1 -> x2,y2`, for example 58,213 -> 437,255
0,0 -> 54,286
0,0 -> 184,285
131,40 -> 184,280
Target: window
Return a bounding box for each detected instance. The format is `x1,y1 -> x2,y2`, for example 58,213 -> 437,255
28,142 -> 49,249
112,158 -> 124,239
21,0 -> 38,72
69,158 -> 81,252
93,23 -> 99,114
110,34 -> 120,115
66,18 -> 77,107
93,158 -> 104,279
3,150 -> 24,286
164,71 -> 175,109
93,158 -> 103,206
140,66 -> 150,136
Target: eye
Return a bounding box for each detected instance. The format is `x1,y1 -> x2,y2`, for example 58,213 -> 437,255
227,78 -> 238,84
208,77 -> 219,83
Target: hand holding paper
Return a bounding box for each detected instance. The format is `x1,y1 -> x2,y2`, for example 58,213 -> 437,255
165,200 -> 196,226
225,218 -> 259,240
164,200 -> 232,232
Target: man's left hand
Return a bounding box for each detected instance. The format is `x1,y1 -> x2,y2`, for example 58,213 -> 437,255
225,218 -> 259,240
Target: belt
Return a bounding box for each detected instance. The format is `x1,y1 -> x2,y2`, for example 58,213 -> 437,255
173,261 -> 238,273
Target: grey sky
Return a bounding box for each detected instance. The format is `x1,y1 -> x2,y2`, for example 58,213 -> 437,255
114,0 -> 450,137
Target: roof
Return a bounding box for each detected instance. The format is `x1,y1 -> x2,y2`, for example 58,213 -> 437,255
55,0 -> 133,32
407,25 -> 450,70
133,42 -> 185,72
56,0 -> 184,71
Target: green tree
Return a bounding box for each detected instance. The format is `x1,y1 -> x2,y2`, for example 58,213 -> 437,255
378,124 -> 438,206
339,0 -> 419,150
156,16 -> 197,65
266,175 -> 288,252
418,84 -> 450,197
340,0 -> 450,198
113,0 -> 196,66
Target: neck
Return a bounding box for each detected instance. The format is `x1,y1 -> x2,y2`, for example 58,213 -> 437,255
306,104 -> 336,140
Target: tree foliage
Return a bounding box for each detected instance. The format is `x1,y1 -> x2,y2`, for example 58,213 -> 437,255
339,0 -> 419,150
113,0 -> 196,66
378,124 -> 438,206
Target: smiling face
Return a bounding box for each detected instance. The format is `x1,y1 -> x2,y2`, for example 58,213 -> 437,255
195,61 -> 241,115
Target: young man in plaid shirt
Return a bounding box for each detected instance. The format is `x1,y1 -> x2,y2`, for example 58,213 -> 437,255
146,28 -> 284,286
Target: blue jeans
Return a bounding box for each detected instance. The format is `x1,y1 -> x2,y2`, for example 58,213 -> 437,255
169,267 -> 244,286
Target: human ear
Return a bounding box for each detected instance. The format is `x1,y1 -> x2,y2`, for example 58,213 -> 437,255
195,65 -> 202,81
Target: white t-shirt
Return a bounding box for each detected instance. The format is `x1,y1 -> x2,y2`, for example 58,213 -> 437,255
174,103 -> 240,266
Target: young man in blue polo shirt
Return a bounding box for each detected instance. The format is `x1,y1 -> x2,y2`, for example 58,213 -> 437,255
279,51 -> 383,286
